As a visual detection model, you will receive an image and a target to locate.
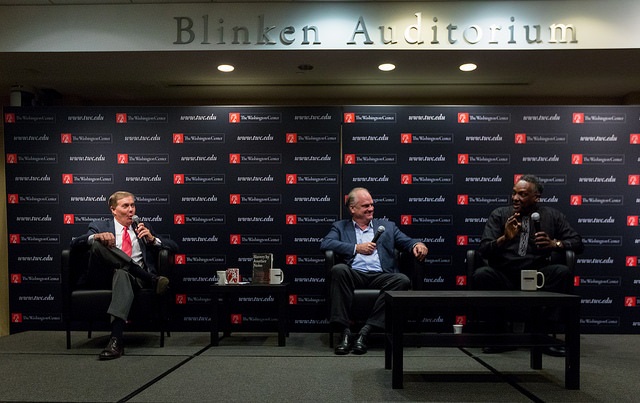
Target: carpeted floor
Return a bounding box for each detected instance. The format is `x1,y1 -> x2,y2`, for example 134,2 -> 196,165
0,331 -> 637,402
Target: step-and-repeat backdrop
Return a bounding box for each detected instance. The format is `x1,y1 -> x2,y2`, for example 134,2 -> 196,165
4,105 -> 640,334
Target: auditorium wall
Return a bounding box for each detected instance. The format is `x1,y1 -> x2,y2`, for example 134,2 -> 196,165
4,105 -> 640,334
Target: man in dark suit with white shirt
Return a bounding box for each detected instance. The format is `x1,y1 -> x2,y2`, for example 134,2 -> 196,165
70,191 -> 178,360
320,187 -> 428,355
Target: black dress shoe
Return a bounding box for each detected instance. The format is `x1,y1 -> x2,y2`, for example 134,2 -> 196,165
482,346 -> 517,354
334,331 -> 352,355
544,345 -> 566,357
153,276 -> 170,295
99,337 -> 124,360
352,333 -> 368,355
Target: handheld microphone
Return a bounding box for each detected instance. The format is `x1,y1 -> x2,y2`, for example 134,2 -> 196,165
371,225 -> 385,243
531,212 -> 541,233
131,215 -> 141,231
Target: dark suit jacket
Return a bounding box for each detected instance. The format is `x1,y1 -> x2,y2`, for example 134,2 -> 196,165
70,219 -> 179,277
319,218 -> 419,273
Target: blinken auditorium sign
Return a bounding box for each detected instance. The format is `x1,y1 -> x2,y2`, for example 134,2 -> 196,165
173,13 -> 578,47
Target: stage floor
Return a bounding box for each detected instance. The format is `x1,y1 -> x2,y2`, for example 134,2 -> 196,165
0,331 -> 637,402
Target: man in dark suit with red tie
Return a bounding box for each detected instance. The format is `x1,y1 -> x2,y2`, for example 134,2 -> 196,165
70,191 -> 178,360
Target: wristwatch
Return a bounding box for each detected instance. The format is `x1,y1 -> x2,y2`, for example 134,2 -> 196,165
554,240 -> 563,249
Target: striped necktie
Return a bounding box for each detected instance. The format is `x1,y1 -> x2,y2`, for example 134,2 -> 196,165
517,216 -> 530,256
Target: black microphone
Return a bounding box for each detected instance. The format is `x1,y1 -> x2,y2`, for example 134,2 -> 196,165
371,225 -> 385,243
531,212 -> 541,233
131,215 -> 141,231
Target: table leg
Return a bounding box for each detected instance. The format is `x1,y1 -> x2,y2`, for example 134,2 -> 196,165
210,291 -> 219,346
530,347 -> 543,370
565,303 -> 580,389
391,309 -> 405,389
530,307 -> 543,370
277,291 -> 287,347
385,300 -> 392,370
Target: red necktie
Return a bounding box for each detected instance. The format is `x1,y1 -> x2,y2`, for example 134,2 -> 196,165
122,227 -> 132,256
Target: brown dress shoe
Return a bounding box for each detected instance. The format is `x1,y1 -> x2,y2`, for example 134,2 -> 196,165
99,337 -> 124,360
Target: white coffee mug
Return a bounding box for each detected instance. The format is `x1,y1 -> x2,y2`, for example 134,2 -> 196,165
216,271 -> 227,285
270,268 -> 284,284
521,269 -> 545,291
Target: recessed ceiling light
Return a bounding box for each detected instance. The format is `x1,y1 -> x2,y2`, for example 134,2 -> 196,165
378,63 -> 396,72
459,63 -> 477,72
217,64 -> 235,73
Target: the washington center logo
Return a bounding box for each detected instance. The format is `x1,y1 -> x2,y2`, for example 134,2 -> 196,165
286,174 -> 297,184
229,112 -> 240,123
344,154 -> 355,164
61,133 -> 72,143
343,113 -> 355,123
401,133 -> 412,143
572,113 -> 584,124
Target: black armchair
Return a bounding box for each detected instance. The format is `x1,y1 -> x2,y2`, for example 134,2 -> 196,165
61,247 -> 174,349
324,249 -> 423,347
466,249 -> 576,289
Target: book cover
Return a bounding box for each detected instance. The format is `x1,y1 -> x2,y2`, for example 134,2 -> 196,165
252,252 -> 273,284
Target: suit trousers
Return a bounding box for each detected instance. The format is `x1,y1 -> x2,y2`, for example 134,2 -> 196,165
329,264 -> 411,330
88,242 -> 151,321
